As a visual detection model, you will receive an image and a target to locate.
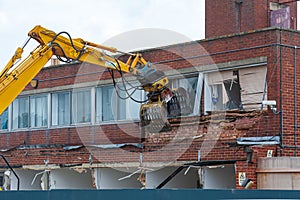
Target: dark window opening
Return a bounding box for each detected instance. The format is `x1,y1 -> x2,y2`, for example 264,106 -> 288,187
223,78 -> 242,110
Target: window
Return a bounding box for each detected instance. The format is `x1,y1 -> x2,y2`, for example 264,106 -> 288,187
239,66 -> 267,109
169,73 -> 202,116
30,95 -> 48,127
0,108 -> 8,130
96,84 -> 142,122
12,95 -> 48,129
12,96 -> 29,129
126,87 -> 143,120
96,86 -> 114,121
96,85 -> 125,122
205,70 -> 242,112
52,92 -> 71,126
72,89 -> 91,123
204,66 -> 267,112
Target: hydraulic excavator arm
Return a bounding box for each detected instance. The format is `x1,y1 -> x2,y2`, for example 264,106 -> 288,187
0,25 -> 189,133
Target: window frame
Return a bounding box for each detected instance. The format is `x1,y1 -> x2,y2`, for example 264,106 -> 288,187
168,72 -> 202,117
51,91 -> 71,127
204,66 -> 267,113
29,94 -> 48,128
71,88 -> 92,124
0,108 -> 8,130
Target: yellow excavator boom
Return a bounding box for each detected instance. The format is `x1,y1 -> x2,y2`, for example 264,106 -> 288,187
0,25 -> 189,133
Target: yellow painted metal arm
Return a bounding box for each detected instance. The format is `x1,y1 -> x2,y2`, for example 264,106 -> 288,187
28,25 -> 168,91
28,25 -> 144,73
0,45 -> 53,114
0,47 -> 23,82
0,25 -> 169,116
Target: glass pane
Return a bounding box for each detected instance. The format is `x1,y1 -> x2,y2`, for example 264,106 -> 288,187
116,89 -> 126,120
126,89 -> 142,120
12,97 -> 29,128
0,108 -> 8,129
102,86 -> 114,121
72,90 -> 91,123
171,76 -> 199,114
51,93 -> 58,125
30,95 -> 48,127
52,92 -> 70,126
95,87 -> 102,122
185,76 -> 198,108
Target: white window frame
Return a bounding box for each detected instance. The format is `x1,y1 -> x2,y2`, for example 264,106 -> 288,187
204,66 -> 267,114
12,96 -> 29,129
169,73 -> 203,116
72,88 -> 92,124
51,91 -> 71,127
30,94 -> 48,128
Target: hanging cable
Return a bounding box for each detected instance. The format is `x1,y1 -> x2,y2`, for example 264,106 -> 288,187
105,58 -> 159,104
49,31 -> 85,62
50,31 -> 85,53
115,58 -> 161,103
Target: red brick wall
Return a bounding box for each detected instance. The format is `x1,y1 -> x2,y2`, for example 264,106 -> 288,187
205,0 -> 297,38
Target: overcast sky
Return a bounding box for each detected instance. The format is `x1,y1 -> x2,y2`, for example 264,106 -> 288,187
0,0 -> 205,69
1,1 -> 300,72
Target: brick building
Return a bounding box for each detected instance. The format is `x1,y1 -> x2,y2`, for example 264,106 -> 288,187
1,0 -> 300,190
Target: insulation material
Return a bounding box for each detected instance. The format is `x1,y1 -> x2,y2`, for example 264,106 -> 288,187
3,171 -> 11,190
239,66 -> 267,110
206,70 -> 236,85
40,172 -> 49,190
205,66 -> 267,111
204,71 -> 235,111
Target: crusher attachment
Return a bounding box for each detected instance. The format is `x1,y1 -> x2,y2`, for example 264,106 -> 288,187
140,87 -> 192,133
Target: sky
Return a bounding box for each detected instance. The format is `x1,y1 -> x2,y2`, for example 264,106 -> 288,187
0,0 -> 205,69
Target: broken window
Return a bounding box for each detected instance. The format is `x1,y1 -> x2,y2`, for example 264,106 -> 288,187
169,73 -> 203,116
223,71 -> 242,110
204,66 -> 267,112
239,66 -> 267,110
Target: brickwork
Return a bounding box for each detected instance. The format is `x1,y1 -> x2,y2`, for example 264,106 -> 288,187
205,0 -> 297,38
1,27 -> 300,189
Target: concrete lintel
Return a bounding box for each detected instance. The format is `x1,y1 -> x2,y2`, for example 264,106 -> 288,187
83,161 -> 189,169
165,56 -> 267,77
22,164 -> 60,170
21,56 -> 266,96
